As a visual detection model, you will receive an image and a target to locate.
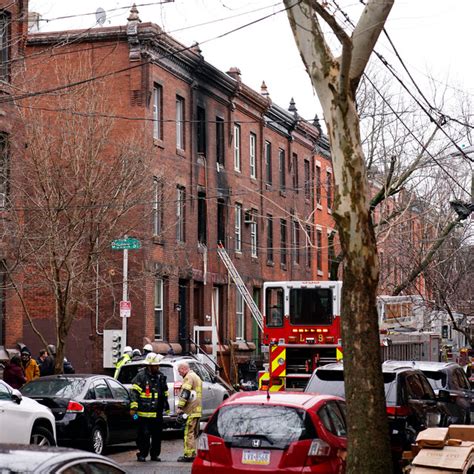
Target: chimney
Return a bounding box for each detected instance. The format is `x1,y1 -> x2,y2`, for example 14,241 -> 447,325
227,67 -> 241,82
260,81 -> 270,98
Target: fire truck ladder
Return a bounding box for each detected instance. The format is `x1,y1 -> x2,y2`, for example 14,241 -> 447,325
217,243 -> 264,331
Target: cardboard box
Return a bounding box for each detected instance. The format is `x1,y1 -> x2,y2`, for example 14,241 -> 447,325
416,428 -> 449,449
448,426 -> 474,443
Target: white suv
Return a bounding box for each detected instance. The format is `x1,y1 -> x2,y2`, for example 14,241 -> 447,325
0,379 -> 56,445
117,356 -> 232,428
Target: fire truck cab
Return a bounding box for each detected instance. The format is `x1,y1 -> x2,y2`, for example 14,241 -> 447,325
260,280 -> 343,391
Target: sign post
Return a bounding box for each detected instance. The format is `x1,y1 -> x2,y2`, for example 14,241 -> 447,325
111,237 -> 141,347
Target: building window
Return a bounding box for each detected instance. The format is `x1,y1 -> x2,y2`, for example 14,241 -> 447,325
317,229 -> 322,272
279,148 -> 286,191
316,165 -> 322,205
152,84 -> 162,140
235,203 -> 242,252
236,292 -> 244,340
280,219 -> 287,266
304,159 -> 310,200
152,177 -> 163,235
0,260 -> 4,344
0,133 -> 8,209
154,278 -> 164,340
250,217 -> 258,258
292,153 -> 298,193
292,220 -> 300,264
326,170 -> 333,210
197,106 -> 206,154
234,123 -> 241,171
198,191 -> 207,244
0,12 -> 9,81
265,141 -> 272,185
176,186 -> 185,242
267,215 -> 273,263
216,117 -> 225,166
249,132 -> 257,179
176,96 -> 185,150
217,198 -> 226,245
306,225 -> 312,268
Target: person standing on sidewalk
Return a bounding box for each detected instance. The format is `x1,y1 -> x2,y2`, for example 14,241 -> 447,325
20,348 -> 40,382
130,352 -> 169,463
176,361 -> 202,462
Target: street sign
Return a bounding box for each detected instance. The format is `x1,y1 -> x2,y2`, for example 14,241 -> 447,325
120,300 -> 131,318
111,237 -> 141,250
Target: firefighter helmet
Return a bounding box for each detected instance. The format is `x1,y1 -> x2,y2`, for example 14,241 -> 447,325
123,346 -> 133,355
145,352 -> 164,365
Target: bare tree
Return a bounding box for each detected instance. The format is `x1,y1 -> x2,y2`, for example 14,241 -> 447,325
284,1 -> 394,471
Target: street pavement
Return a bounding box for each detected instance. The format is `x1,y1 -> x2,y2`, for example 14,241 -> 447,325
108,432 -> 192,474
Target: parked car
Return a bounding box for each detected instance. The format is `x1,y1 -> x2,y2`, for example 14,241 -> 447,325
20,374 -> 135,455
383,360 -> 473,424
0,444 -> 127,474
117,355 -> 231,428
0,379 -> 56,446
193,391 -> 347,473
305,362 -> 451,461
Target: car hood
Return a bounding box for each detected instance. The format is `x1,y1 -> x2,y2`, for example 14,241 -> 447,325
18,395 -> 54,418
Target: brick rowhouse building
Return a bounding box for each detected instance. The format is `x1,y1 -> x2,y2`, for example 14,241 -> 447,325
5,6 -> 336,378
0,0 -> 29,361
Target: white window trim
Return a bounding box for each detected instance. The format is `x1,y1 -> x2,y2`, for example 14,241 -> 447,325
152,178 -> 161,235
235,203 -> 242,252
176,96 -> 184,150
250,220 -> 258,258
236,292 -> 245,340
153,85 -> 161,140
249,133 -> 256,179
234,124 -> 241,172
154,278 -> 164,340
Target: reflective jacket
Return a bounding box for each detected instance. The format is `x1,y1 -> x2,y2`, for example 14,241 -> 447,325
113,353 -> 131,379
130,368 -> 169,418
178,370 -> 202,418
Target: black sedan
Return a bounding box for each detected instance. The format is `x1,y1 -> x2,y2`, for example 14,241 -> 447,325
20,374 -> 136,455
0,444 -> 127,473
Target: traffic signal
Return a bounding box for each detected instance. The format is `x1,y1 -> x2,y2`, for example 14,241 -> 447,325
111,332 -> 122,365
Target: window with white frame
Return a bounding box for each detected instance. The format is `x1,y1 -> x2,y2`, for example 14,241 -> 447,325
234,123 -> 241,171
249,132 -> 257,178
154,278 -> 164,340
236,292 -> 244,340
235,203 -> 242,252
153,84 -> 162,140
279,148 -> 286,191
176,96 -> 185,150
176,186 -> 185,242
250,217 -> 258,258
152,177 -> 163,235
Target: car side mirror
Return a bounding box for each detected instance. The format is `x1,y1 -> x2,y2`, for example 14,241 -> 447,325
437,389 -> 451,403
11,389 -> 22,404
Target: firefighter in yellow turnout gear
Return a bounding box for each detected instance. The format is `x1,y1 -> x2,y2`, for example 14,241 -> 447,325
176,361 -> 202,462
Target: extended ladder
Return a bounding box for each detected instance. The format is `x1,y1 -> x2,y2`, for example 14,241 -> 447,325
217,242 -> 264,331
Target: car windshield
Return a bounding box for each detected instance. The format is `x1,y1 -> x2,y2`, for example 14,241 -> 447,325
206,404 -> 316,449
305,369 -> 398,404
21,378 -> 87,398
117,364 -> 174,385
422,371 -> 447,390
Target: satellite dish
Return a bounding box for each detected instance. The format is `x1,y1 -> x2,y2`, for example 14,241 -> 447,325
96,7 -> 106,26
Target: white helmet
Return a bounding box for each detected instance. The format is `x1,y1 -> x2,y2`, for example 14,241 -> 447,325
145,352 -> 164,365
143,343 -> 153,352
123,346 -> 133,355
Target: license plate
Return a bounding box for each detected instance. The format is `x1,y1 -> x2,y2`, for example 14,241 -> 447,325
242,449 -> 271,465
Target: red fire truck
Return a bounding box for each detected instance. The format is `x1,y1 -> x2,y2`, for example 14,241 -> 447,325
259,280 -> 343,391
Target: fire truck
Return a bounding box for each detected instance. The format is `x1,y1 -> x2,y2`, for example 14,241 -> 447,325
258,280 -> 343,391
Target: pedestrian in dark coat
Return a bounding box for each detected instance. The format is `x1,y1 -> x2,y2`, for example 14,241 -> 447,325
3,355 -> 26,389
39,347 -> 55,376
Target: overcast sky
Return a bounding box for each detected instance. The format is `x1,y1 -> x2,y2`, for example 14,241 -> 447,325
28,1 -> 474,128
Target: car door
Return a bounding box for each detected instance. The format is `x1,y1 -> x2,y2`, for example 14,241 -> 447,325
0,381 -> 31,444
90,378 -> 116,442
188,362 -> 211,418
106,378 -> 136,443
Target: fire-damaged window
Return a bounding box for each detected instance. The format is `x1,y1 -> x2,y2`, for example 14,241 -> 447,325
217,198 -> 226,245
0,133 -> 9,208
197,106 -> 206,155
289,288 -> 333,326
197,191 -> 207,244
0,11 -> 10,82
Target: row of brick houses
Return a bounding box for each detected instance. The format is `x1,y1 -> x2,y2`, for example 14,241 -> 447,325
0,3 -> 338,376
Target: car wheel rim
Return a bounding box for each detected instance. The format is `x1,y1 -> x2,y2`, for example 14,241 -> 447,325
93,429 -> 104,454
31,434 -> 51,446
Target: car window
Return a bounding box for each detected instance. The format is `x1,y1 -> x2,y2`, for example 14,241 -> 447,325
21,378 -> 86,398
206,404 -> 316,449
405,373 -> 434,400
318,402 -> 347,437
106,379 -> 130,400
93,379 -> 113,400
0,382 -> 11,400
118,364 -> 174,384
305,369 -> 346,398
452,369 -> 470,390
421,371 -> 447,391
196,364 -> 212,383
60,462 -> 124,474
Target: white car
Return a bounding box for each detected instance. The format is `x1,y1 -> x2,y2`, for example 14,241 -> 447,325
0,379 -> 56,445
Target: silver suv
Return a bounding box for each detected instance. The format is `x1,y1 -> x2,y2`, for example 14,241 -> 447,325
116,355 -> 231,428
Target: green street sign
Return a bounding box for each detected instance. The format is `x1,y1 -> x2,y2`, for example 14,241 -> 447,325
111,237 -> 141,250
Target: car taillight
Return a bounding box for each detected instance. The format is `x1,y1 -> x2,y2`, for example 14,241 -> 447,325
386,405 -> 410,417
66,401 -> 84,413
174,382 -> 182,397
308,439 -> 331,457
197,433 -> 209,451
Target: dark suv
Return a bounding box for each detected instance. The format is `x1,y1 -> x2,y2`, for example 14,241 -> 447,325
384,360 -> 472,424
305,363 -> 449,456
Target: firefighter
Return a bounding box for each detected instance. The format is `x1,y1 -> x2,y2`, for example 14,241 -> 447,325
113,346 -> 133,379
130,352 -> 169,463
176,361 -> 202,462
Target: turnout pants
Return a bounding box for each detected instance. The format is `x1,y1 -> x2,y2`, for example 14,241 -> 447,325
136,415 -> 163,458
184,416 -> 200,458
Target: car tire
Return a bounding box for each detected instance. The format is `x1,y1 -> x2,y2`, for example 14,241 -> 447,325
30,426 -> 55,446
89,424 -> 106,455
